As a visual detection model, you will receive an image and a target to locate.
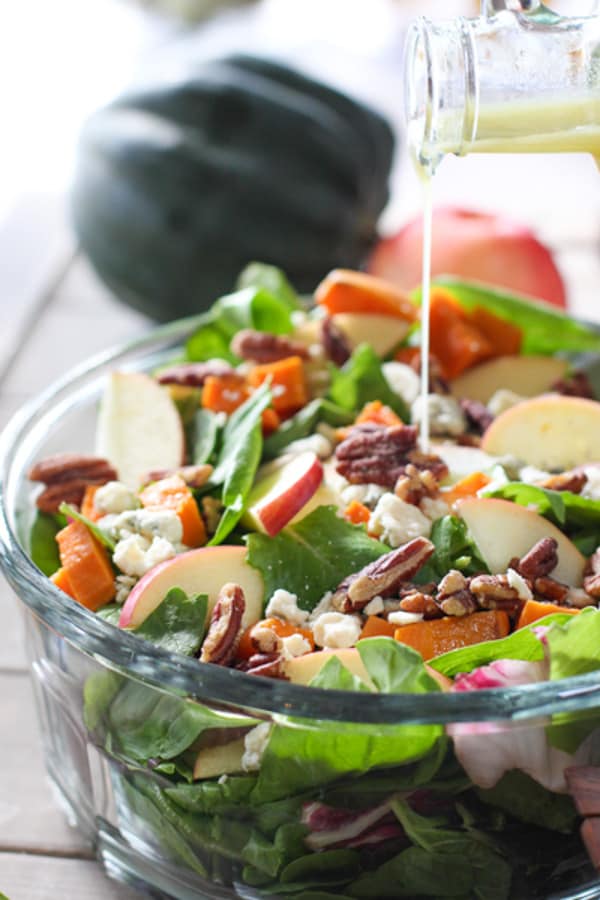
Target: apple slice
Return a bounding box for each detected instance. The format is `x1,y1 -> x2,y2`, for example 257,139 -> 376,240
96,371 -> 184,487
192,737 -> 246,781
244,451 -> 324,536
119,545 -> 264,629
458,497 -> 585,586
450,356 -> 568,405
331,313 -> 411,358
284,648 -> 451,691
481,395 -> 600,469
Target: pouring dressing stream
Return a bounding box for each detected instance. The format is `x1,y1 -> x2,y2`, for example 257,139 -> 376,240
406,0 -> 600,450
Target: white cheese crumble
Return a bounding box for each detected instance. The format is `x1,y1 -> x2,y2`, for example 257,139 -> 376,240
519,465 -> 552,485
265,589 -> 310,627
388,610 -> 424,626
98,508 -> 183,545
242,722 -> 272,772
309,591 -> 334,621
94,480 -> 140,515
114,574 -> 137,605
363,596 -> 384,617
506,568 -> 533,603
581,466 -> 600,501
382,362 -> 421,405
311,612 -> 362,649
368,494 -> 431,548
113,534 -> 177,578
285,433 -> 333,460
340,482 -> 387,509
411,394 -> 466,437
420,496 -> 450,522
487,389 -> 526,418
281,633 -> 312,661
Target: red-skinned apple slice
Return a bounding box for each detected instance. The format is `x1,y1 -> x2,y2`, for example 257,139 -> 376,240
458,497 -> 585,586
368,206 -> 566,308
481,395 -> 600,469
96,371 -> 184,487
119,545 -> 264,630
244,451 -> 324,536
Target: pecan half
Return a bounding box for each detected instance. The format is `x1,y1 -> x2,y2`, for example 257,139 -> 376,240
516,538 -> 559,580
321,317 -> 351,367
394,464 -> 439,506
28,454 -> 117,513
244,653 -> 287,679
460,398 -> 494,435
335,425 -> 419,487
398,591 -> 443,620
200,583 -> 245,665
540,471 -> 588,494
157,361 -> 235,386
230,329 -> 309,363
469,574 -> 522,615
533,575 -> 569,604
405,450 -> 449,483
437,570 -> 477,617
332,537 -> 435,612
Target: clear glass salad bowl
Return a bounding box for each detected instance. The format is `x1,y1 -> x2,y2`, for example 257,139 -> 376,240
3,316 -> 600,900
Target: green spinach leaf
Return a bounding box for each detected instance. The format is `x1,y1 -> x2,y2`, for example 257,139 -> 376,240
58,502 -> 116,552
29,511 -> 62,576
415,515 -> 489,584
192,407 -> 220,465
131,587 -> 208,657
246,505 -> 389,610
237,262 -> 302,311
263,398 -> 353,459
328,344 -> 409,421
477,769 -> 577,833
209,382 -> 272,545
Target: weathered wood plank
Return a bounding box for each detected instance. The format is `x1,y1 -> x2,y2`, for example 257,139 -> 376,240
0,672 -> 89,854
0,852 -> 143,899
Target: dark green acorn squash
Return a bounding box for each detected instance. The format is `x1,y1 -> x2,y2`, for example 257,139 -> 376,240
71,54 -> 395,321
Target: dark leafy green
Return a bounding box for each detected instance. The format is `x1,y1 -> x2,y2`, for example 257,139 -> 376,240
263,397 -> 353,459
131,587 -> 208,657
428,278 -> 600,355
186,287 -> 294,362
83,669 -> 122,731
58,501 -> 116,552
246,505 -> 389,610
96,604 -> 122,625
309,655 -> 371,692
191,407 -> 220,465
328,343 -> 409,421
357,638 -> 441,695
236,262 -> 302,311
107,680 -> 259,763
29,511 -> 62,576
477,770 -> 577,833
208,382 -> 272,544
165,776 -> 257,815
415,515 -> 489,584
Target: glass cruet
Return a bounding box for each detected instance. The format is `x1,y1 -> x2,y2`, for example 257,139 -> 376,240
404,0 -> 600,172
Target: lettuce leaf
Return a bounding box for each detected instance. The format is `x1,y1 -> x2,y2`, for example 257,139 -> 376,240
186,286 -> 294,362
131,587 -> 208,657
209,382 -> 272,545
427,278 -> 600,355
487,482 -> 600,547
236,262 -> 302,311
328,344 -> 409,421
59,501 -> 116,552
415,515 -> 489,584
29,510 -> 62,576
246,506 -> 390,610
263,398 -> 353,460
252,639 -> 443,803
476,769 -> 577,833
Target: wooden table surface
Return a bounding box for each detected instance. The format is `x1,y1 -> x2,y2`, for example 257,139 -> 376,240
1,142 -> 600,898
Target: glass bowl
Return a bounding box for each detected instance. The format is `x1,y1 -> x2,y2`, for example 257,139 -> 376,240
2,316 -> 600,899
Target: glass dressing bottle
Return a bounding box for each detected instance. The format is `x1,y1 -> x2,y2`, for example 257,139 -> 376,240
404,0 -> 600,172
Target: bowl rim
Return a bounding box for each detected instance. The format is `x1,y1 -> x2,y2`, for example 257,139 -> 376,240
2,313 -> 600,726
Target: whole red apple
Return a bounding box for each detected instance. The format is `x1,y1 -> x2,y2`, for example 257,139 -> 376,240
368,207 -> 567,309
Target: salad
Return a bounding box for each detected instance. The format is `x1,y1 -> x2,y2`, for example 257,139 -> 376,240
26,263 -> 600,899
